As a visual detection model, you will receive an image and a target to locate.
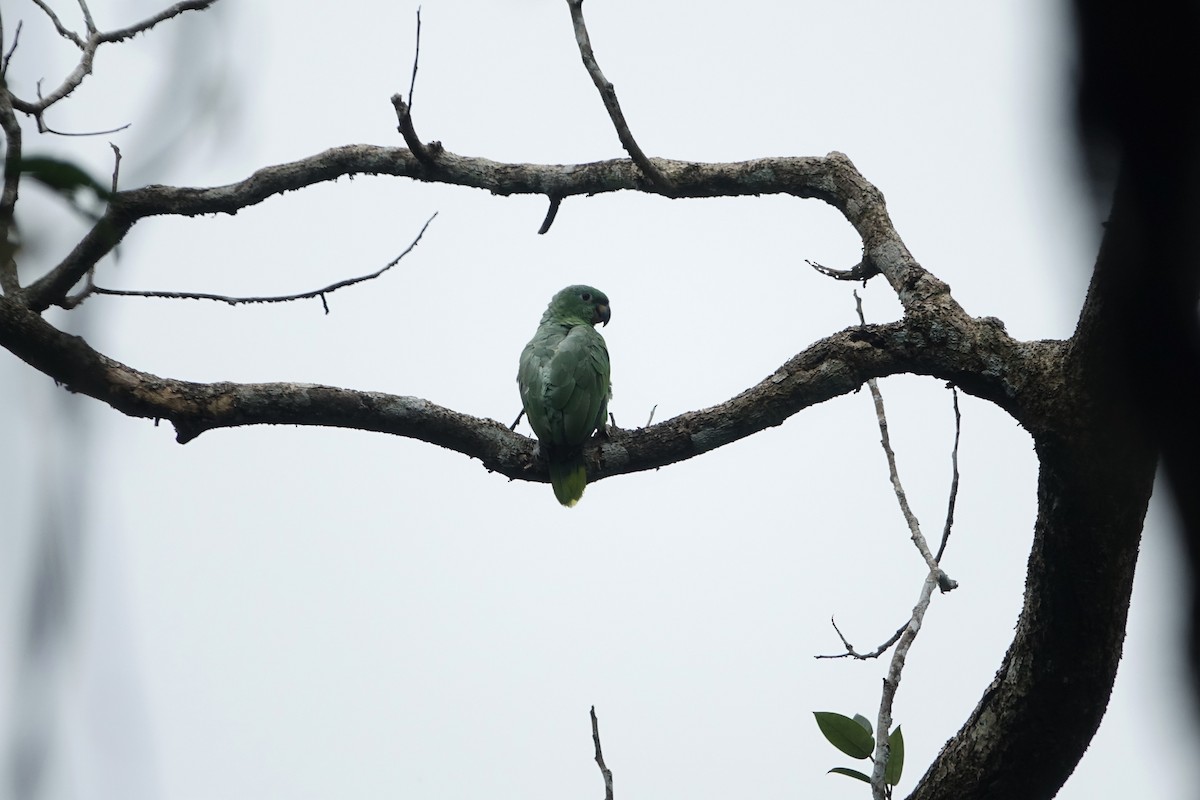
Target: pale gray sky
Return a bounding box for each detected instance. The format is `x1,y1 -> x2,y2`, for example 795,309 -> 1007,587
2,1 -> 1197,799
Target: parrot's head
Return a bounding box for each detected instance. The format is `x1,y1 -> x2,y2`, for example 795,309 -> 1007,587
546,285 -> 611,328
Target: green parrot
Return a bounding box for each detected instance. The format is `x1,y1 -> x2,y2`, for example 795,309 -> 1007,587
517,285 -> 612,507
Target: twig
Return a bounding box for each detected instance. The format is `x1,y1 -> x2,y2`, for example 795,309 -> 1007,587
407,6 -> 422,110
30,0 -> 84,47
645,404 -> 656,427
98,0 -> 220,43
109,143 -> 122,194
934,387 -> 961,562
590,706 -> 614,800
537,195 -> 562,235
91,213 -> 436,313
75,0 -> 98,35
2,20 -> 23,75
510,409 -> 524,431
41,119 -> 131,137
0,52 -> 23,294
807,257 -> 879,283
854,290 -> 955,589
12,0 -> 218,120
815,616 -> 907,660
390,9 -> 438,164
565,0 -> 670,193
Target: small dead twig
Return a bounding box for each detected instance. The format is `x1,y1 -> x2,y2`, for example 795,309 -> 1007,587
935,386 -> 962,562
807,257 -> 879,284
108,142 -> 122,194
391,8 -> 439,164
537,195 -> 562,235
90,213 -> 437,313
590,706 -> 614,800
39,118 -> 131,137
565,0 -> 670,193
2,20 -> 23,75
815,616 -> 907,660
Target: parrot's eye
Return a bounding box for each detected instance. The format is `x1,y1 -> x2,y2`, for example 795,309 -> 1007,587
580,292 -> 592,302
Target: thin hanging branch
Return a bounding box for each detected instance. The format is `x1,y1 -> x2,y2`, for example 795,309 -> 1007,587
85,213 -> 437,313
935,387 -> 962,562
846,291 -> 961,800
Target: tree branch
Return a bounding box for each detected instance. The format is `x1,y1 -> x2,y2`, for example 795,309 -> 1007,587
815,616 -> 907,661
934,387 -> 962,563
0,290 -> 1046,484
590,707 -> 614,800
86,212 -> 436,312
11,0 -> 219,124
18,145 -> 953,318
29,0 -> 84,48
565,0 -> 671,193
905,169 -> 1158,800
0,57 -> 23,294
389,9 -> 440,165
97,0 -> 219,44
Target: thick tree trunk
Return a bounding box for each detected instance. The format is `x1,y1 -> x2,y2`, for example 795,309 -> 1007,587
907,171 -> 1157,800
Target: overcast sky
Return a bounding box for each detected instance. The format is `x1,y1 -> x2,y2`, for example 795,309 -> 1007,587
3,1 -> 1198,799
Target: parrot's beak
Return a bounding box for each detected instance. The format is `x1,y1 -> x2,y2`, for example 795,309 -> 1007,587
595,303 -> 611,327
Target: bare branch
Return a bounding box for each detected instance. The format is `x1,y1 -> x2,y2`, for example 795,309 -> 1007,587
807,257 -> 879,283
30,0 -> 84,47
2,19 -> 23,75
815,616 -> 907,660
391,93 -> 437,163
75,0 -> 98,36
89,213 -> 436,312
590,707 -> 614,800
935,386 -> 962,563
0,59 -> 23,294
565,0 -> 671,193
11,0 -> 219,120
97,0 -> 219,44
0,286 -> 1045,485
872,570 -> 939,799
407,7 -> 421,109
20,146 -> 954,319
390,9 -> 440,164
846,291 -> 963,798
41,118 -> 131,137
854,290 -> 957,590
537,195 -> 562,234
109,142 -> 122,194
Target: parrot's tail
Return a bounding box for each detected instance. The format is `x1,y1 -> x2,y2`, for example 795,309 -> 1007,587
549,453 -> 587,507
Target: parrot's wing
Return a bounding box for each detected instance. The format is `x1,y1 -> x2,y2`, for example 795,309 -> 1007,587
518,327 -> 561,443
550,326 -> 609,444
520,323 -> 609,446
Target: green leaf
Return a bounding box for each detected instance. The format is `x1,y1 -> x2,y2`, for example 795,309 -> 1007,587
813,711 -> 874,759
828,767 -> 872,783
20,156 -> 110,200
852,713 -> 873,736
885,725 -> 905,786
